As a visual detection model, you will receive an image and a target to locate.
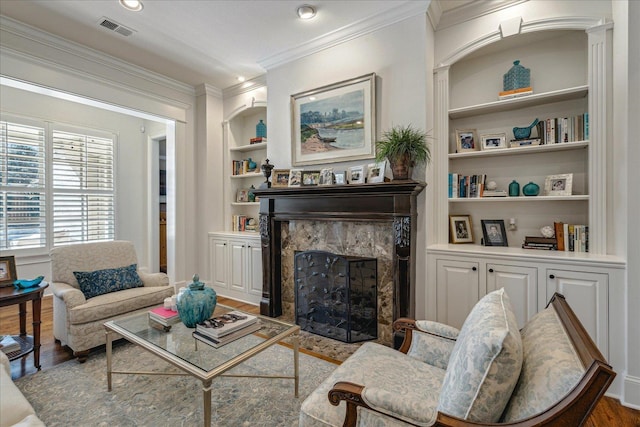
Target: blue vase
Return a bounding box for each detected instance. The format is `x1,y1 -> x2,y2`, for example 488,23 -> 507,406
523,181 -> 540,196
508,180 -> 520,197
256,120 -> 267,138
176,274 -> 217,328
247,158 -> 257,172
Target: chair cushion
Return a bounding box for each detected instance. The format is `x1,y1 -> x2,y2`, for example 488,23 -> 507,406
437,288 -> 523,423
74,263 -> 143,299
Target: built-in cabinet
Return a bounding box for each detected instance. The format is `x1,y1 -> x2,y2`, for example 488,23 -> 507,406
208,232 -> 262,305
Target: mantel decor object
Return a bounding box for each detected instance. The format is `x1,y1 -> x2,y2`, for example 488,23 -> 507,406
176,274 -> 217,328
260,159 -> 274,188
375,124 -> 431,180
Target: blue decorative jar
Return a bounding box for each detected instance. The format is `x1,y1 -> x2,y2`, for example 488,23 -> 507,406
523,181 -> 540,196
247,158 -> 257,172
176,274 -> 217,328
256,119 -> 267,138
503,60 -> 530,91
509,180 -> 520,197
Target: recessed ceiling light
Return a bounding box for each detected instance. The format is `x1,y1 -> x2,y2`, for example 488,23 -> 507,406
119,0 -> 143,12
237,76 -> 246,82
297,5 -> 316,20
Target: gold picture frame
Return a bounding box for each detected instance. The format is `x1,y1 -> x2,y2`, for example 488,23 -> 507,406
455,129 -> 479,153
0,256 -> 17,287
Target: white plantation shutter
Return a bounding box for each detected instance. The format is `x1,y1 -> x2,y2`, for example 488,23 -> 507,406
0,120 -> 46,249
52,130 -> 114,245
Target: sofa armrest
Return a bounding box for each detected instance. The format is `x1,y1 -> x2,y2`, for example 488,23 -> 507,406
139,271 -> 170,288
393,318 -> 458,370
51,281 -> 86,309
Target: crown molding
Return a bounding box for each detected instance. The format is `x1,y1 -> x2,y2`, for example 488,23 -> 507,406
435,0 -> 528,31
258,1 -> 430,70
195,83 -> 223,99
0,16 -> 196,97
222,74 -> 267,99
427,1 -> 443,30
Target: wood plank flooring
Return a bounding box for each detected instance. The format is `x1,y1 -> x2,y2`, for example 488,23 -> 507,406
1,295 -> 638,426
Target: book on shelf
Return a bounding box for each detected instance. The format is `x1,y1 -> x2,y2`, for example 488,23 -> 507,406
449,174 -> 485,199
522,244 -> 557,250
0,335 -> 21,354
250,137 -> 267,144
195,311 -> 258,339
498,86 -> 533,99
553,222 -> 588,252
149,306 -> 180,327
510,138 -> 541,148
522,236 -> 558,250
192,322 -> 262,348
482,190 -> 507,197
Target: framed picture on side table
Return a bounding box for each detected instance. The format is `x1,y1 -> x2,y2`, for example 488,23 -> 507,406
544,173 -> 573,196
0,256 -> 17,287
449,215 -> 474,244
481,219 -> 508,246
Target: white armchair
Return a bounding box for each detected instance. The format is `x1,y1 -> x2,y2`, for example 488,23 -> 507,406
50,240 -> 174,361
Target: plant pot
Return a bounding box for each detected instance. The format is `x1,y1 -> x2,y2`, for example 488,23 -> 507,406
389,154 -> 413,180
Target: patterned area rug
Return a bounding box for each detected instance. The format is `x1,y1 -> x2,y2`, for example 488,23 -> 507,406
15,341 -> 339,426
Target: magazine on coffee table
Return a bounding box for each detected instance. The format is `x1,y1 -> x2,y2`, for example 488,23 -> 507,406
193,322 -> 262,348
196,311 -> 258,338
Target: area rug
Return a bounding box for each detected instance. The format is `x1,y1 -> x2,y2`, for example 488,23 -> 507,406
15,341 -> 339,426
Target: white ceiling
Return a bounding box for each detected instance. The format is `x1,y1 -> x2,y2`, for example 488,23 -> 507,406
0,0 -> 474,90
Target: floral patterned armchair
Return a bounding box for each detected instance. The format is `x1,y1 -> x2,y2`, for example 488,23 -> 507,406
300,290 -> 615,427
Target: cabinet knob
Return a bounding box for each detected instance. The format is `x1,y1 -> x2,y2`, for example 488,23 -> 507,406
549,274 -> 555,279
223,243 -> 226,246
242,245 -> 245,248
247,245 -> 251,248
488,268 -> 494,273
472,266 -> 477,271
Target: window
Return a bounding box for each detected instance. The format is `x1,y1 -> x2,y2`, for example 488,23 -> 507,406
0,117 -> 115,250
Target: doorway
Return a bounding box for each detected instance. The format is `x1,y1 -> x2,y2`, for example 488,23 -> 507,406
159,138 -> 167,273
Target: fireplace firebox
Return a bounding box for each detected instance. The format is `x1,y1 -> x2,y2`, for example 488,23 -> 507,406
295,251 -> 377,343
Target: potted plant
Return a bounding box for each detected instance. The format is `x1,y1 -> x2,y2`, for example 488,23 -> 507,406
375,124 -> 431,180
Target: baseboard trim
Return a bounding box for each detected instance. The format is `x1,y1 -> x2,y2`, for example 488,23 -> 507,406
622,374 -> 640,409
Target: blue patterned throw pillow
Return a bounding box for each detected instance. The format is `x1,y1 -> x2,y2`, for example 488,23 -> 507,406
74,264 -> 143,299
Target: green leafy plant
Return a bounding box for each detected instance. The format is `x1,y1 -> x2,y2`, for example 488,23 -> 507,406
375,125 -> 431,180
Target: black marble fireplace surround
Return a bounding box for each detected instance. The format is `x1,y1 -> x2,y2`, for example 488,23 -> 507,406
253,181 -> 425,344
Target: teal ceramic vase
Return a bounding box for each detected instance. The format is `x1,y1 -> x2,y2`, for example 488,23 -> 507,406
256,119 -> 267,138
508,180 -> 520,197
176,274 -> 217,327
248,185 -> 256,202
523,181 -> 540,196
247,158 -> 257,172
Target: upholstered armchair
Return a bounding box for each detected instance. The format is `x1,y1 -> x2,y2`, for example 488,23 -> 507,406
300,290 -> 615,427
51,240 -> 174,361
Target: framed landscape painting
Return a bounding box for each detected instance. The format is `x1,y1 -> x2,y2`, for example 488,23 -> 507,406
290,73 -> 376,166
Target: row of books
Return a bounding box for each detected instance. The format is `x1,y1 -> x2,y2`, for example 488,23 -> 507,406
537,114 -> 588,144
249,137 -> 267,145
521,236 -> 558,250
232,160 -> 260,176
232,215 -> 250,232
554,222 -> 589,252
449,173 -> 487,198
148,306 -> 181,328
0,335 -> 21,354
193,311 -> 260,348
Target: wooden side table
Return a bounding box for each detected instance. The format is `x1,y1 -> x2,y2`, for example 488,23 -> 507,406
0,282 -> 48,370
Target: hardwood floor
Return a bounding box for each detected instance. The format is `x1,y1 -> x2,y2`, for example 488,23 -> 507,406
1,295 -> 638,426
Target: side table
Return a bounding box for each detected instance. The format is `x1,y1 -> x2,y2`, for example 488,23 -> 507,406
0,282 -> 49,370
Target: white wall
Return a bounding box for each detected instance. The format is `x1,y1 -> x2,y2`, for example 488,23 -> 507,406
266,14 -> 429,316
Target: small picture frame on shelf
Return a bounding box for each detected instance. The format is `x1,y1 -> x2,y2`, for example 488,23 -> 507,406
272,169 -> 290,188
481,219 -> 508,247
0,255 -> 17,287
236,189 -> 249,203
544,173 -> 573,196
449,215 -> 474,244
334,171 -> 347,185
348,165 -> 365,184
319,168 -> 334,186
456,129 -> 479,153
301,170 -> 321,186
366,161 -> 385,183
288,169 -> 302,187
480,133 -> 507,150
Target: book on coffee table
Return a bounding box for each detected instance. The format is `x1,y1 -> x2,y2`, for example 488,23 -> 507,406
196,311 -> 258,339
192,322 -> 262,348
0,335 -> 21,354
149,306 -> 180,327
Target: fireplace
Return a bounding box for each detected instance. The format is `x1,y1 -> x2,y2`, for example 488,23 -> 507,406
294,251 -> 377,343
253,181 -> 425,344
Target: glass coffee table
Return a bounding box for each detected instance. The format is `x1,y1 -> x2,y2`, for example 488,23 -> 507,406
104,304 -> 300,426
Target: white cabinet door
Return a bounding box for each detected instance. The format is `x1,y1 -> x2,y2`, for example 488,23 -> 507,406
436,258 -> 480,329
210,238 -> 228,289
229,240 -> 246,293
246,239 -> 263,298
546,269 -> 608,356
486,264 -> 537,328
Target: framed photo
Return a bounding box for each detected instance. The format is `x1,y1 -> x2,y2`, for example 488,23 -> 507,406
455,129 -> 479,153
272,169 -> 290,188
0,256 -> 17,287
319,168 -> 334,186
334,171 -> 346,185
291,73 -> 376,166
480,133 -> 507,150
288,169 -> 302,187
481,219 -> 509,247
544,173 -> 573,196
301,170 -> 321,186
348,165 -> 365,184
450,215 -> 474,243
236,188 -> 249,203
366,161 -> 385,183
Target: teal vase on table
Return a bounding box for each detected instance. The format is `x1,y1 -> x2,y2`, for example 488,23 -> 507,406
176,274 -> 217,328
